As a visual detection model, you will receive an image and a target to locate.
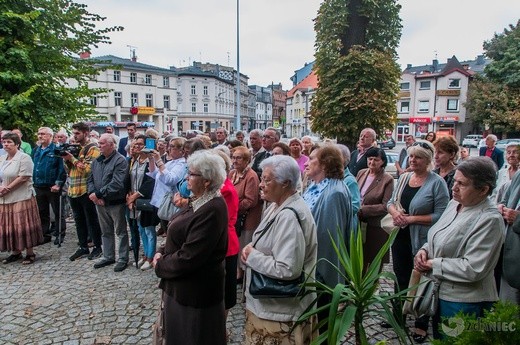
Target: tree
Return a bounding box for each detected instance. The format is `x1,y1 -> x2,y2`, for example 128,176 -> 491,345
0,0 -> 122,136
311,0 -> 402,147
465,20 -> 520,135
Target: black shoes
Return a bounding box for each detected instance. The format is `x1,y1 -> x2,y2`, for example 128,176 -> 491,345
87,247 -> 103,260
69,248 -> 89,261
93,259 -> 116,269
114,262 -> 128,272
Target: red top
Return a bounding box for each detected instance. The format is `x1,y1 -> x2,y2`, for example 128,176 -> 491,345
221,178 -> 240,256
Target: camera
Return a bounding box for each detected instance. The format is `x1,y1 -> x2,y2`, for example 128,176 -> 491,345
54,143 -> 81,157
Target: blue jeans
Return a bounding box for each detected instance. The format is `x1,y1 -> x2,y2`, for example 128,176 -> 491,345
433,298 -> 494,339
138,222 -> 157,259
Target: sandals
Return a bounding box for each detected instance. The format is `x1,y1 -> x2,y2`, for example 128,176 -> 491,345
22,254 -> 36,265
2,253 -> 22,264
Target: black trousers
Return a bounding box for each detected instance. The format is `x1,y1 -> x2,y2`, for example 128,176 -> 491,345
69,193 -> 102,249
35,186 -> 66,237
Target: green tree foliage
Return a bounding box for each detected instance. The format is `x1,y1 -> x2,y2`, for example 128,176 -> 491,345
0,0 -> 122,135
465,20 -> 520,134
311,0 -> 402,147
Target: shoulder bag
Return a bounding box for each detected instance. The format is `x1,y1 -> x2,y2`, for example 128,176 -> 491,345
135,198 -> 154,212
380,173 -> 409,234
235,211 -> 248,237
157,191 -> 179,221
503,224 -> 520,289
249,207 -> 306,299
402,270 -> 439,318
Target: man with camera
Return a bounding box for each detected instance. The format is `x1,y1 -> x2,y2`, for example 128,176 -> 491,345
63,122 -> 103,261
33,127 -> 67,244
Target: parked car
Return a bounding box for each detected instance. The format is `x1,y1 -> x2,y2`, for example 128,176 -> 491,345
478,138 -> 487,150
462,134 -> 483,148
385,152 -> 398,179
496,139 -> 520,151
377,138 -> 396,149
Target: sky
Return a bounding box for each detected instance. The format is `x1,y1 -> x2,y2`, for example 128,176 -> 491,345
84,0 -> 520,90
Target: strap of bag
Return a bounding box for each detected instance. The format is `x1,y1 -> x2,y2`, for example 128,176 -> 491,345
252,206 -> 303,248
394,172 -> 410,206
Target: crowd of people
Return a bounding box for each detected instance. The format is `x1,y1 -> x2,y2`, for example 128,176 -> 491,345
1,122 -> 519,344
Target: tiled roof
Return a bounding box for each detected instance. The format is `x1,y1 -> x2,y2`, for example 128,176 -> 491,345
287,71 -> 318,98
93,55 -> 174,74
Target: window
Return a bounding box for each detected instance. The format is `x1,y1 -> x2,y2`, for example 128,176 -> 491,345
163,76 -> 169,88
90,96 -> 97,106
400,82 -> 410,90
418,100 -> 429,112
131,93 -> 138,106
114,92 -> 122,107
191,85 -> 196,95
203,86 -> 208,95
145,74 -> 152,85
419,81 -> 431,90
130,72 -> 137,83
145,94 -> 153,107
400,101 -> 410,113
113,70 -> 121,82
203,103 -> 208,113
447,99 -> 459,112
448,78 -> 460,88
163,95 -> 170,109
191,103 -> 196,112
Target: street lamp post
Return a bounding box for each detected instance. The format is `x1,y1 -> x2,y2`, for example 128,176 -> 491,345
235,0 -> 241,133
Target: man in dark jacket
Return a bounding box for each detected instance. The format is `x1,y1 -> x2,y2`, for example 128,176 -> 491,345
348,128 -> 378,177
479,134 -> 504,169
88,133 -> 129,272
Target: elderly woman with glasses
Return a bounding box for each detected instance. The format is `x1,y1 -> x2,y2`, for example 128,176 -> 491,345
241,155 -> 317,344
387,140 -> 449,342
153,150 -> 229,345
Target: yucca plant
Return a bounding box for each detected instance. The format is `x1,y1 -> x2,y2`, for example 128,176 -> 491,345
298,228 -> 412,345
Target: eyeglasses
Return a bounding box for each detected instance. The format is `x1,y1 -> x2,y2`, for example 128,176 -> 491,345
413,142 -> 434,154
262,135 -> 274,140
188,172 -> 202,178
231,156 -> 243,160
260,177 -> 274,185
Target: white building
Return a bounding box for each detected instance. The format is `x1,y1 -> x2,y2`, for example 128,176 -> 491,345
285,71 -> 317,138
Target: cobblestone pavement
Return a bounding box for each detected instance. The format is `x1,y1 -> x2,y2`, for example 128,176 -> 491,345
1,221 -> 424,345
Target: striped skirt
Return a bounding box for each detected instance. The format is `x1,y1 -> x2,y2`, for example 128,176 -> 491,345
0,197 -> 43,252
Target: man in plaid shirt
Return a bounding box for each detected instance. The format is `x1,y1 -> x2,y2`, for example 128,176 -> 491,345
63,122 -> 103,261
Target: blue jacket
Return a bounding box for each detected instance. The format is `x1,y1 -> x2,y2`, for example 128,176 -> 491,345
479,146 -> 504,169
32,143 -> 66,187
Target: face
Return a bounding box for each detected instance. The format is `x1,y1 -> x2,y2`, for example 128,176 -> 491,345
90,132 -> 99,139
127,126 -> 136,138
132,138 -> 145,155
304,150 -> 324,181
506,146 -> 520,167
55,133 -> 67,144
187,169 -> 207,197
37,129 -> 52,146
302,138 -> 313,152
452,170 -> 488,206
157,140 -> 167,152
231,151 -> 247,171
459,147 -> 469,158
259,167 -> 285,204
1,139 -> 18,153
216,129 -> 226,143
290,142 -> 301,155
434,148 -> 454,168
405,136 -> 415,147
169,141 -> 184,159
262,130 -> 277,151
426,133 -> 435,142
359,130 -> 375,148
367,156 -> 384,171
98,136 -> 115,156
408,153 -> 429,173
73,130 -> 88,145
485,137 -> 495,149
249,133 -> 262,150
106,127 -> 114,134
236,133 -> 244,142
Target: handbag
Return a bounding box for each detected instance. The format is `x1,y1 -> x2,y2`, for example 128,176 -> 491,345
235,211 -> 248,237
135,198 -> 154,212
381,173 -> 409,234
402,269 -> 439,318
503,224 -> 520,289
157,192 -> 178,221
249,207 -> 307,299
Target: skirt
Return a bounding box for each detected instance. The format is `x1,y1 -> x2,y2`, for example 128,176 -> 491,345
0,197 -> 43,252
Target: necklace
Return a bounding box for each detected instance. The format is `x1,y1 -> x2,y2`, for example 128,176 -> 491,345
409,174 -> 426,187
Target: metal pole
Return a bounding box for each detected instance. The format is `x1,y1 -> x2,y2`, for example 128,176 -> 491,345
235,0 -> 241,132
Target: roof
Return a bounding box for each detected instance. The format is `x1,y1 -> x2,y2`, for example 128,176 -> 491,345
403,55 -> 491,78
287,71 -> 318,98
290,61 -> 315,86
93,55 -> 174,74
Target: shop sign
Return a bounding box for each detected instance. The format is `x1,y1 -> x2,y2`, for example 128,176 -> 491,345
433,116 -> 459,122
436,89 -> 460,96
409,117 -> 431,124
137,106 -> 156,115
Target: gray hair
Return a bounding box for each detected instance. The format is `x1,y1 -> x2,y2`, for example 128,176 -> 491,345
265,127 -> 280,141
212,149 -> 232,173
90,130 -> 100,139
259,155 -> 300,191
361,128 -> 377,141
214,144 -> 230,157
407,140 -> 434,166
188,150 -> 226,193
486,134 -> 498,142
100,133 -> 117,146
336,144 -> 351,167
216,127 -> 228,136
38,127 -> 54,136
249,129 -> 263,138
456,156 -> 497,196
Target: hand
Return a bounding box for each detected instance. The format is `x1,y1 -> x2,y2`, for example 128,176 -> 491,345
391,210 -> 409,227
50,185 -> 61,193
89,193 -> 104,206
502,207 -> 520,225
150,150 -> 161,161
152,252 -> 163,267
61,152 -> 74,162
0,186 -> 10,196
241,244 -> 254,265
414,249 -> 431,272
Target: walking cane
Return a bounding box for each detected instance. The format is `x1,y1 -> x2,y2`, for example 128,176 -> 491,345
56,187 -> 64,248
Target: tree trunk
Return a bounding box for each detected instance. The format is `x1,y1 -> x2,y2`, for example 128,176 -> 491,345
340,0 -> 369,56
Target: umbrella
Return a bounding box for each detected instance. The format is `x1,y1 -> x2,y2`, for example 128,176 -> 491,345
128,209 -> 141,268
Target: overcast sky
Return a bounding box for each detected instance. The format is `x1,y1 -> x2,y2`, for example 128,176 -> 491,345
84,0 -> 520,90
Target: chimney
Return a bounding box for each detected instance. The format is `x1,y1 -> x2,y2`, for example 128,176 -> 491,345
476,55 -> 485,65
406,64 -> 412,69
130,49 -> 137,62
432,59 -> 439,71
79,51 -> 91,59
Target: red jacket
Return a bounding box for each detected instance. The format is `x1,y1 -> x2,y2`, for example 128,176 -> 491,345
221,178 -> 239,256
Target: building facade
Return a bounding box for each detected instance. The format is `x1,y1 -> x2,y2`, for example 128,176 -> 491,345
249,85 -> 273,130
285,71 -> 318,138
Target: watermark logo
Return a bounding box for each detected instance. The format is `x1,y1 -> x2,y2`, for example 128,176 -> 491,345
442,317 -> 517,337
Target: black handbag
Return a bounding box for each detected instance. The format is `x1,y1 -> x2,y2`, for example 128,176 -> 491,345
235,212 -> 248,236
249,207 -> 307,299
135,198 -> 154,212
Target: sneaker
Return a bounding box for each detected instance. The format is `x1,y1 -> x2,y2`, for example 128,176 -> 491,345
137,257 -> 146,267
140,261 -> 152,271
114,262 -> 128,272
87,247 -> 103,260
69,248 -> 89,261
